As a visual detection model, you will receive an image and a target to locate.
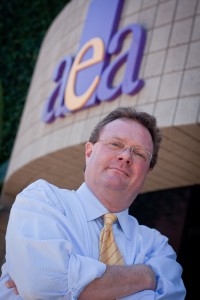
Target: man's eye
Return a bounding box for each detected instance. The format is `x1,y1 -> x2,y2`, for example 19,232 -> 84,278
110,141 -> 124,149
134,149 -> 145,159
111,142 -> 121,147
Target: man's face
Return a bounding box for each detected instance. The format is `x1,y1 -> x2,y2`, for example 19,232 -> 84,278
84,118 -> 154,212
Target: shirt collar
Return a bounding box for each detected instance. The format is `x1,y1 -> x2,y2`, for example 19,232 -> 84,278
76,183 -> 131,240
115,210 -> 131,240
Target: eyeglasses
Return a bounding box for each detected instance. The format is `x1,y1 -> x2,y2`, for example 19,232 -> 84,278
97,138 -> 152,163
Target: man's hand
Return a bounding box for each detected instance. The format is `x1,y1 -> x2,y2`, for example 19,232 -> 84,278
6,279 -> 19,295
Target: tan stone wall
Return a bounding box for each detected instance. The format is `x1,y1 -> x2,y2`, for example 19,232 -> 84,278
2,0 -> 200,200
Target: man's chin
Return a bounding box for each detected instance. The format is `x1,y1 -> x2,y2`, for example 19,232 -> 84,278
103,177 -> 128,191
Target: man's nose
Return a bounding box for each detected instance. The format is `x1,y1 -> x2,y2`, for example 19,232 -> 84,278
118,148 -> 133,164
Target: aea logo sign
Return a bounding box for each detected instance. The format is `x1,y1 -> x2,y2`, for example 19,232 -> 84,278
42,0 -> 146,123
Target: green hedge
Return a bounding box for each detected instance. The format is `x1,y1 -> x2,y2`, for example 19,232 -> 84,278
0,0 -> 69,167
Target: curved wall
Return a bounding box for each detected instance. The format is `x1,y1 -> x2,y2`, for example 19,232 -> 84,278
1,0 -> 200,204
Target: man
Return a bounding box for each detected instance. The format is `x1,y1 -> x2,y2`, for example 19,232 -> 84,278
0,106 -> 186,299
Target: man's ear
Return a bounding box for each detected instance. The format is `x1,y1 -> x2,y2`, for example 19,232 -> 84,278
85,142 -> 93,160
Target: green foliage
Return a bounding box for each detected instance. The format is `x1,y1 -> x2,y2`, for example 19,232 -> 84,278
0,80 -> 3,152
0,0 -> 69,165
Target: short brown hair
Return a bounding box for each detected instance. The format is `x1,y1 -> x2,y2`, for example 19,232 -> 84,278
89,106 -> 162,169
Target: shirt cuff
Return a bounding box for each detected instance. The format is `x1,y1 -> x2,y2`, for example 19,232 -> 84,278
68,253 -> 106,298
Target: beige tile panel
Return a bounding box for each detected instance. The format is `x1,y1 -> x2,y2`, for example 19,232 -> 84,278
155,0 -> 176,27
144,50 -> 166,77
192,15 -> 200,41
180,69 -> 200,97
122,0 -> 142,15
186,41 -> 200,69
175,0 -> 197,21
149,25 -> 171,52
164,44 -> 188,73
142,0 -> 159,10
138,6 -> 157,29
155,99 -> 177,127
170,18 -> 193,47
158,72 -> 182,100
174,96 -> 200,125
138,76 -> 160,104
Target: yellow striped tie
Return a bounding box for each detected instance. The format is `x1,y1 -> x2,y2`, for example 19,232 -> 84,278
99,213 -> 124,266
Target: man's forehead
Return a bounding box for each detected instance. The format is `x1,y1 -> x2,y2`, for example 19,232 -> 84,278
99,118 -> 153,150
101,118 -> 140,133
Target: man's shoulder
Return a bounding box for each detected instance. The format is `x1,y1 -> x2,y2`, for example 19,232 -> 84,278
20,179 -> 74,198
15,179 -> 79,214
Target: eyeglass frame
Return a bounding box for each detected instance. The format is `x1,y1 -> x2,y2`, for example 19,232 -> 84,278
96,138 -> 153,163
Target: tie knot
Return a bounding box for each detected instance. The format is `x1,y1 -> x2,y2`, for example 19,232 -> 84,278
103,213 -> 117,225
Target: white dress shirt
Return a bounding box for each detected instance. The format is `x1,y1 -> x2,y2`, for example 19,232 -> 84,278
0,179 -> 186,299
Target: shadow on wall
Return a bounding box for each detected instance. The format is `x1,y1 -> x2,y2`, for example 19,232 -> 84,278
130,184 -> 200,300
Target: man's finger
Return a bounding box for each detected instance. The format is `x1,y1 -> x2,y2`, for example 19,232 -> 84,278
6,279 -> 16,288
5,279 -> 19,294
